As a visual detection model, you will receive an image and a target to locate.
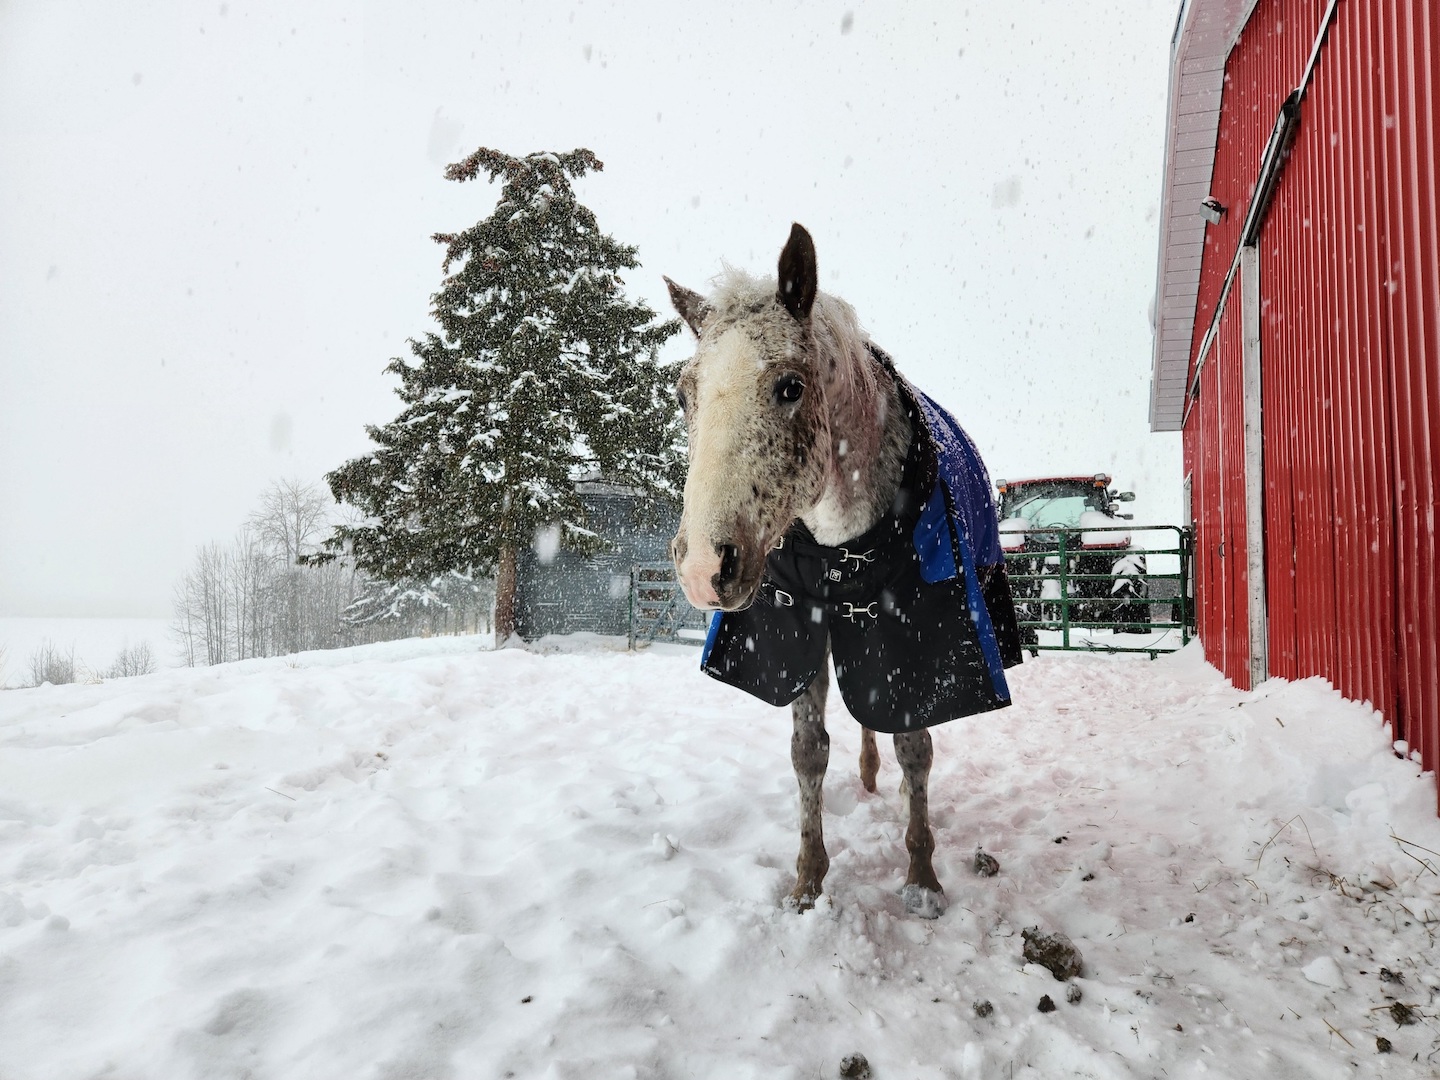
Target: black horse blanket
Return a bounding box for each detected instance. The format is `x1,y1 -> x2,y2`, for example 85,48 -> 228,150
699,352 -> 1023,733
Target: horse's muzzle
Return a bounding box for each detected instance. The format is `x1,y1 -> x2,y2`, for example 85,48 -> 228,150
673,533 -> 763,611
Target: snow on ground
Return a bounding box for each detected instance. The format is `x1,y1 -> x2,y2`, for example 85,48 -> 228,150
0,617 -> 177,687
1,636 -> 1439,1078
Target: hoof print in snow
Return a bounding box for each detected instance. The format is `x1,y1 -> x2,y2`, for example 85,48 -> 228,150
973,850 -> 999,877
839,1052 -> 871,1079
1065,983 -> 1082,1004
1021,926 -> 1083,981
1037,994 -> 1056,1013
973,1000 -> 993,1019
1377,1036 -> 1393,1053
1389,1002 -> 1417,1026
902,884 -> 947,919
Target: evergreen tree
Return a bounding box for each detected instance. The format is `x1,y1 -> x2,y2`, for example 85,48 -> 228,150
341,570 -> 494,636
322,147 -> 684,639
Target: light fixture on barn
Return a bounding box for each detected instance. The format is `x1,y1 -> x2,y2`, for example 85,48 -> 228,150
1199,195 -> 1226,225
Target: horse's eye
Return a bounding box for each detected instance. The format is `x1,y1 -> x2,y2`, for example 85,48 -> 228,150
774,375 -> 805,405
676,387 -> 688,413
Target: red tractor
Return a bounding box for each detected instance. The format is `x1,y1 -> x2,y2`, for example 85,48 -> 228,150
995,474 -> 1149,642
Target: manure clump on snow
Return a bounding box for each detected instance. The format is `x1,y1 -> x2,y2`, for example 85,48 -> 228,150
973,999 -> 993,1018
1389,1001 -> 1417,1026
972,850 -> 999,877
838,1052 -> 871,1079
1037,994 -> 1056,1013
1021,926 -> 1084,981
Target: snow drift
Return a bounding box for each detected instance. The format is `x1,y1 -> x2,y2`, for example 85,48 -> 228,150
1,635 -> 1437,1077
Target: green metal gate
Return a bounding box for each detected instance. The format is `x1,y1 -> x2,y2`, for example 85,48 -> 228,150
1004,524 -> 1194,658
628,562 -> 711,648
629,526 -> 1195,657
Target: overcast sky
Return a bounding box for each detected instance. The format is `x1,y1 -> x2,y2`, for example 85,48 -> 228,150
0,0 -> 1181,618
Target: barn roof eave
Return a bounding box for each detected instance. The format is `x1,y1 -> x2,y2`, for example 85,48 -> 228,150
1148,0 -> 1259,433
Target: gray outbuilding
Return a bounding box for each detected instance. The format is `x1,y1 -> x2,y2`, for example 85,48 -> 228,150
514,480 -> 707,643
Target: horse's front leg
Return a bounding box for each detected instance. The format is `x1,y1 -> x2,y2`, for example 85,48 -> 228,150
894,728 -> 947,918
789,664 -> 831,910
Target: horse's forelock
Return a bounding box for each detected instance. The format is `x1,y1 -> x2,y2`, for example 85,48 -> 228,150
701,269 -> 876,399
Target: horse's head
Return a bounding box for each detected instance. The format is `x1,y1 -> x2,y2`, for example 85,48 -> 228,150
665,223 -> 831,611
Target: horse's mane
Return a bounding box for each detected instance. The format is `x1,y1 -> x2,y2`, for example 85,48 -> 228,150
706,268 -> 883,412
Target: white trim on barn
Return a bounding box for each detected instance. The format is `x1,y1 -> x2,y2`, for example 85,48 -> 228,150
1149,0 -> 1260,433
1240,242 -> 1267,687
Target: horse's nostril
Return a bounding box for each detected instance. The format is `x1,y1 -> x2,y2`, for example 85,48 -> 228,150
716,544 -> 740,587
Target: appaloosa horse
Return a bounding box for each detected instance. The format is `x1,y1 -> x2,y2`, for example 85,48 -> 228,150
666,224 -> 1022,918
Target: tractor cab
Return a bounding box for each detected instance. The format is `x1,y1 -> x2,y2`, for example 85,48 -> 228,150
995,474 -> 1136,552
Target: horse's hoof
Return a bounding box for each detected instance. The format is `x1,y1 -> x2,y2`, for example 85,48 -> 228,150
786,890 -> 821,913
902,884 -> 948,919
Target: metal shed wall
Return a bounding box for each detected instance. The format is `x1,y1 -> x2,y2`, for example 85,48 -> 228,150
515,493 -> 679,640
1182,0 -> 1440,791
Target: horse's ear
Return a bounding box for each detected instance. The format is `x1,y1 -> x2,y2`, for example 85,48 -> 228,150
664,276 -> 711,337
776,223 -> 818,321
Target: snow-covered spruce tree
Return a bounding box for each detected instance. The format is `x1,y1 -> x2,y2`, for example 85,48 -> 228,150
323,147 -> 684,640
340,571 -> 495,637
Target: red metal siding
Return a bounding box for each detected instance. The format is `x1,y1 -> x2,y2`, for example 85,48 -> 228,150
1182,0 -> 1440,800
1264,42 -> 1342,689
1191,3 -> 1316,348
1189,284 -> 1250,688
1380,0 -> 1440,773
1186,1 -> 1320,690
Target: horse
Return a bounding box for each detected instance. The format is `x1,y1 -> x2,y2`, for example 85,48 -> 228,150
665,223 -> 1022,918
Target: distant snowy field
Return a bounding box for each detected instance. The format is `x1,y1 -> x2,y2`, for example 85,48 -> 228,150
2,635 -> 1438,1077
0,617 -> 178,687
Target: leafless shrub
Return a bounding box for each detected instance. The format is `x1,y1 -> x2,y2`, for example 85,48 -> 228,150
105,640 -> 156,679
27,640 -> 77,686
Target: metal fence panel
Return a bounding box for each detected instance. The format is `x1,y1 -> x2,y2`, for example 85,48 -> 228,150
1004,524 -> 1194,658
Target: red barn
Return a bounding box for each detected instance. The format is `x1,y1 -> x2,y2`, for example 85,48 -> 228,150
1151,0 -> 1440,801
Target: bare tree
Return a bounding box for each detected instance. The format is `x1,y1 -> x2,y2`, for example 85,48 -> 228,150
27,640 -> 77,686
227,528 -> 274,660
172,576 -> 201,668
172,540 -> 236,665
171,478 -> 492,667
249,478 -> 330,564
249,479 -> 332,653
105,641 -> 156,678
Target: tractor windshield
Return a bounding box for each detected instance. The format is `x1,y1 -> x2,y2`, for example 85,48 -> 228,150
1000,482 -> 1109,528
